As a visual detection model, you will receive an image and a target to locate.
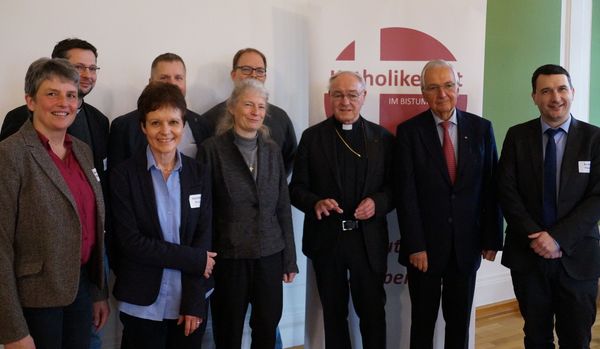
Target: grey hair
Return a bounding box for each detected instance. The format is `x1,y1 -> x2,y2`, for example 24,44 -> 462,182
25,57 -> 79,97
328,70 -> 366,92
216,79 -> 270,137
420,60 -> 459,91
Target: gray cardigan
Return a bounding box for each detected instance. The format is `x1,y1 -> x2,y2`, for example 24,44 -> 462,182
198,130 -> 298,274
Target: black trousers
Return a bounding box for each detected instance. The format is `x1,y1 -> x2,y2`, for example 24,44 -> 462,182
312,229 -> 387,349
406,255 -> 476,349
22,267 -> 92,349
211,252 -> 283,349
511,259 -> 598,349
119,311 -> 205,349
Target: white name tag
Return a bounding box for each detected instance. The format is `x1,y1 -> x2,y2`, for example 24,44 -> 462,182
579,161 -> 591,173
91,168 -> 100,182
189,194 -> 202,208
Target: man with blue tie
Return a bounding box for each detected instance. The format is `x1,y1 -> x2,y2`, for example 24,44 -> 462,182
395,60 -> 503,348
498,64 -> 600,348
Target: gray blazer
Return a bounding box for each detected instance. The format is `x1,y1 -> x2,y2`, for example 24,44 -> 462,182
198,130 -> 298,274
0,121 -> 106,344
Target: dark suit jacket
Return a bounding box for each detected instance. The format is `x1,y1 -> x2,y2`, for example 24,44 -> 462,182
201,101 -> 297,175
0,121 -> 106,343
1,103 -> 109,184
108,108 -> 210,169
289,117 -> 394,274
109,150 -> 213,317
198,130 -> 298,274
395,109 -> 503,275
498,117 -> 600,280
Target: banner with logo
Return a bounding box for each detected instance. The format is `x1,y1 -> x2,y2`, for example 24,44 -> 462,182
304,1 -> 486,348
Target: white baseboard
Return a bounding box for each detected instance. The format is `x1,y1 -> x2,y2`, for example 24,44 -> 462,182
474,254 -> 515,307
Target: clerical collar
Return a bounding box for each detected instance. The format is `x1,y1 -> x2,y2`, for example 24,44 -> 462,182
334,116 -> 362,131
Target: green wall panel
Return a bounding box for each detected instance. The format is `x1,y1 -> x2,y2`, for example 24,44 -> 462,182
483,0 -> 562,147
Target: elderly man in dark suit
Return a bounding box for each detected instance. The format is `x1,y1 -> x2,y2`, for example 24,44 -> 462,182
395,59 -> 503,349
498,64 -> 600,348
290,70 -> 394,349
108,53 -> 210,168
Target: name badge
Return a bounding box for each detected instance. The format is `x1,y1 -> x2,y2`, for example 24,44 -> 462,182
579,161 -> 591,173
91,168 -> 100,182
189,194 -> 202,208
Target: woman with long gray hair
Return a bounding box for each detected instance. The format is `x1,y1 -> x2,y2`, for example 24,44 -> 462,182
198,79 -> 298,348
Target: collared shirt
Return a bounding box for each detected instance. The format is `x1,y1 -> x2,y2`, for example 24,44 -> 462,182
541,115 -> 571,195
179,122 -> 197,159
36,132 -> 97,265
119,146 -> 183,321
432,109 -> 458,161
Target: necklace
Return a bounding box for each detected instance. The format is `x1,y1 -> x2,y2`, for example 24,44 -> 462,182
334,128 -> 362,158
247,151 -> 257,172
156,163 -> 175,173
159,167 -> 173,172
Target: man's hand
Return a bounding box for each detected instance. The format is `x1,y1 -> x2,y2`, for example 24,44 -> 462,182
409,251 -> 428,272
92,300 -> 110,331
178,315 -> 202,336
528,231 -> 562,259
482,250 -> 498,261
283,272 -> 297,283
314,199 -> 343,220
5,335 -> 35,349
204,251 -> 217,278
354,197 -> 375,220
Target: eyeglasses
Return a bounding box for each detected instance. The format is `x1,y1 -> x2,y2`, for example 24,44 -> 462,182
423,82 -> 456,93
330,91 -> 364,102
235,66 -> 266,77
73,64 -> 100,73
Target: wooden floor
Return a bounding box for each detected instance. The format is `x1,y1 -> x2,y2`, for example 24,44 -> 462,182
476,299 -> 600,348
287,299 -> 600,348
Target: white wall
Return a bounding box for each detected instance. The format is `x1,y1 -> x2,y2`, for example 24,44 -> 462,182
0,1 -> 310,348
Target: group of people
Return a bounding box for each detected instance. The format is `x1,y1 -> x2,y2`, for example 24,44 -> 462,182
0,36 -> 598,349
0,40 -> 297,349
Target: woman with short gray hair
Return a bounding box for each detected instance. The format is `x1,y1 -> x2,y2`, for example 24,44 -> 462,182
0,57 -> 107,349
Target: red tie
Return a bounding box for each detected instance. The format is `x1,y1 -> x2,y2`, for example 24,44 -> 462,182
441,121 -> 456,184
